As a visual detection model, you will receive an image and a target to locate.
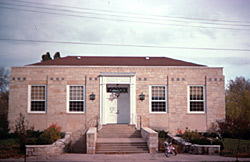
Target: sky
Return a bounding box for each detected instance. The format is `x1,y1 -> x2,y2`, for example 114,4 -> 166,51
0,0 -> 250,85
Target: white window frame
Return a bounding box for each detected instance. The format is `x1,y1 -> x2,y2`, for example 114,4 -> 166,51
28,85 -> 47,113
187,85 -> 206,113
66,85 -> 85,113
149,85 -> 168,113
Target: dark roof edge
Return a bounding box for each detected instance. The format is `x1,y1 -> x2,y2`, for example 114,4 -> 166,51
26,56 -> 206,66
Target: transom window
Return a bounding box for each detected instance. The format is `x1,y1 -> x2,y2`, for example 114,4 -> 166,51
188,86 -> 205,112
68,85 -> 85,112
29,85 -> 46,112
150,86 -> 167,112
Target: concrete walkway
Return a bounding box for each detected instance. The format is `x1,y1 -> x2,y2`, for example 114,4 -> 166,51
1,153 -> 250,162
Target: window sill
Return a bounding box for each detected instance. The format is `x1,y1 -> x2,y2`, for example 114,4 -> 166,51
66,112 -> 85,114
150,112 -> 168,114
28,112 -> 46,114
187,112 -> 206,114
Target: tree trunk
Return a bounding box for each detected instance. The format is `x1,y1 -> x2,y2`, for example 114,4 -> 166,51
236,138 -> 241,162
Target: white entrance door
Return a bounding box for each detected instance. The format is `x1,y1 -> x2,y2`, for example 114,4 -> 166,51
105,85 -> 130,124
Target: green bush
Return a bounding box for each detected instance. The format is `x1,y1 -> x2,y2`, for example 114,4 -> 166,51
14,113 -> 34,151
212,139 -> 224,150
157,130 -> 168,139
191,138 -> 211,145
0,130 -> 9,139
37,123 -> 62,145
203,132 -> 218,138
27,130 -> 43,138
26,138 -> 38,145
60,132 -> 65,139
182,128 -> 200,142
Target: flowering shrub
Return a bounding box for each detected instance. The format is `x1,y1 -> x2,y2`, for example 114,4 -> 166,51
182,128 -> 200,142
37,123 -> 62,144
176,129 -> 182,136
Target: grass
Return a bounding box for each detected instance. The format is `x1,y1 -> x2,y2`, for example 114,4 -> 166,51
221,138 -> 250,157
0,138 -> 24,159
0,138 -> 17,145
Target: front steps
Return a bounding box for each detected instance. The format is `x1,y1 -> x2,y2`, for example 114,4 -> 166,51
96,124 -> 149,154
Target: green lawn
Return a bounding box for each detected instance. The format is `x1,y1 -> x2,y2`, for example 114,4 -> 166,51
221,138 -> 250,157
0,138 -> 17,146
0,138 -> 23,159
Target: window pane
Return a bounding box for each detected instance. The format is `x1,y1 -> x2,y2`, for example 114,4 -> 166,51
31,101 -> 45,111
152,102 -> 166,112
190,101 -> 204,111
31,86 -> 45,100
70,101 -> 84,112
70,86 -> 84,100
152,86 -> 165,100
190,86 -> 203,100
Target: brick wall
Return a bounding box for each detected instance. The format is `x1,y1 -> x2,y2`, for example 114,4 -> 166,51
8,66 -> 225,133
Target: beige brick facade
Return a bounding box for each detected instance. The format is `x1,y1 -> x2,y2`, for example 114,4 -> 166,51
8,66 -> 225,134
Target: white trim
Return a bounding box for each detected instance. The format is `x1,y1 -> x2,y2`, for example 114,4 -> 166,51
187,85 -> 206,113
100,74 -> 136,126
27,85 -> 47,113
66,85 -> 85,114
149,85 -> 168,113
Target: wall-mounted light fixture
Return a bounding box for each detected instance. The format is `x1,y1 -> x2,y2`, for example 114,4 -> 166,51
111,84 -> 120,98
90,93 -> 95,100
112,89 -> 120,98
139,93 -> 145,101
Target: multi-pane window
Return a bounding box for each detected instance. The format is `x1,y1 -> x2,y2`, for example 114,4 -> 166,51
68,85 -> 85,112
30,85 -> 46,112
189,86 -> 205,112
150,86 -> 167,112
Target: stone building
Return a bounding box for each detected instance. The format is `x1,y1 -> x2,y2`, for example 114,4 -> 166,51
8,56 -> 225,152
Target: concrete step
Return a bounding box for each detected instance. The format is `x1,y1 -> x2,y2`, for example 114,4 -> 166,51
97,124 -> 141,138
96,125 -> 148,154
95,138 -> 148,154
96,138 -> 145,143
97,145 -> 148,150
97,132 -> 141,138
96,144 -> 148,153
95,150 -> 148,154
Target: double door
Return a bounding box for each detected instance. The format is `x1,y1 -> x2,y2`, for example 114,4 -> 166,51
105,85 -> 130,124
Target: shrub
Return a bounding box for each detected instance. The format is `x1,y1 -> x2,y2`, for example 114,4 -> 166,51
202,132 -> 219,138
176,129 -> 183,137
37,123 -> 62,145
0,113 -> 9,139
191,138 -> 211,145
26,138 -> 38,145
60,132 -> 65,138
14,113 -> 34,151
0,130 -> 9,139
212,139 -> 224,150
157,130 -> 168,139
182,128 -> 200,142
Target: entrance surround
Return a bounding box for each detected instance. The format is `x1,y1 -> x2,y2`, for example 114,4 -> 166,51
99,72 -> 136,129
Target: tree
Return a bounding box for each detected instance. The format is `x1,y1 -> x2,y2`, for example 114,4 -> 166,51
226,77 -> 250,120
0,68 -> 9,138
218,76 -> 250,161
41,52 -> 52,62
0,68 -> 9,93
217,116 -> 250,161
53,52 -> 60,59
